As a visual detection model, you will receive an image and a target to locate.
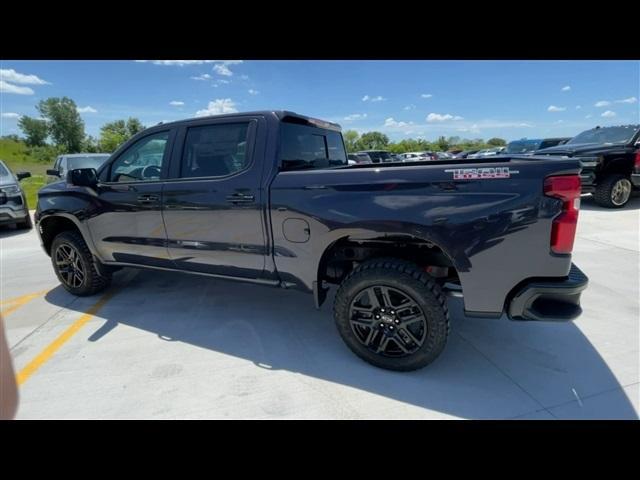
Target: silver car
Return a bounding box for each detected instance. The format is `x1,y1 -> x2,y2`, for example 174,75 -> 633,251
47,153 -> 111,184
0,160 -> 32,229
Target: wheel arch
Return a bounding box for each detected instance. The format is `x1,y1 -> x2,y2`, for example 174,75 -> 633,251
38,213 -> 96,257
314,230 -> 460,307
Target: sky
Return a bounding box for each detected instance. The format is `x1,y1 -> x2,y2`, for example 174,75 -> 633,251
1,60 -> 638,143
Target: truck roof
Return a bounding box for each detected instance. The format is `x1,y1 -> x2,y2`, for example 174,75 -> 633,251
152,110 -> 342,132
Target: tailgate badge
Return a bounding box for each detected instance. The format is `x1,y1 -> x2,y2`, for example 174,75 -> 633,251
445,167 -> 519,180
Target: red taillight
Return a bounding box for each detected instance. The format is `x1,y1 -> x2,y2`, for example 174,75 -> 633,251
634,152 -> 640,170
544,175 -> 581,254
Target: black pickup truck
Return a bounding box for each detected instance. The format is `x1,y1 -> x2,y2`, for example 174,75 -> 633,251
35,111 -> 588,371
536,124 -> 640,208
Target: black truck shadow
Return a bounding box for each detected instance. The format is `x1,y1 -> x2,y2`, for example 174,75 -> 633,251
45,269 -> 637,419
579,194 -> 640,211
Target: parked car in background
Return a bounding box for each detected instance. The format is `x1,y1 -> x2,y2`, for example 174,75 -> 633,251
47,153 -> 111,184
348,153 -> 373,165
506,138 -> 571,155
468,147 -> 505,159
399,151 -> 438,162
453,150 -> 479,159
356,150 -> 393,163
437,152 -> 454,160
0,160 -> 32,230
536,124 -> 640,208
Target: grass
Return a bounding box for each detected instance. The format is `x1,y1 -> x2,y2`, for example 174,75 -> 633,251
0,138 -> 52,208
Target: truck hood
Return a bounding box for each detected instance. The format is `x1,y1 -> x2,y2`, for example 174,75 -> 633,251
38,179 -> 68,194
536,142 -> 634,157
0,176 -> 18,187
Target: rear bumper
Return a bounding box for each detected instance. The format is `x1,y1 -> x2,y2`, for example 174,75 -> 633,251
507,263 -> 588,322
631,173 -> 640,188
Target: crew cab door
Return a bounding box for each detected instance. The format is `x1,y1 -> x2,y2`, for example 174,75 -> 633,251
162,116 -> 267,278
87,129 -> 175,267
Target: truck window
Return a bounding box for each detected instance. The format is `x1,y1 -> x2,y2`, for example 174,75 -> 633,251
181,123 -> 250,178
109,132 -> 169,182
280,123 -> 347,171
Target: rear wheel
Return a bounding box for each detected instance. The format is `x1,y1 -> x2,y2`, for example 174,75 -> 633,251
333,257 -> 450,371
594,174 -> 632,208
51,231 -> 111,296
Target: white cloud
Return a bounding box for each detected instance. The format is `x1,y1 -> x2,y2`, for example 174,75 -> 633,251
585,114 -> 593,119
384,117 -> 412,128
343,113 -> 367,122
554,120 -> 565,124
0,80 -> 34,95
426,113 -> 463,122
547,105 -> 566,112
213,64 -> 233,76
457,123 -> 481,134
1,112 -> 21,119
191,73 -> 212,81
403,104 -> 416,110
601,110 -> 616,118
362,95 -> 386,102
420,93 -> 433,99
594,100 -> 611,107
576,105 -> 582,109
195,98 -> 238,117
248,89 -> 259,95
615,96 -> 637,104
169,101 -> 185,106
240,74 -> 250,80
136,60 -> 243,67
77,106 -> 97,113
561,85 -> 571,91
0,68 -> 50,85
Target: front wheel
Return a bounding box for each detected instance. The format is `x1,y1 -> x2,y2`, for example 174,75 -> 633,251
333,258 -> 450,371
51,231 -> 111,296
594,174 -> 633,208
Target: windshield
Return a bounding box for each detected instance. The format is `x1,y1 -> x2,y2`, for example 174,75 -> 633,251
506,140 -> 541,154
566,125 -> 639,145
0,163 -> 9,177
67,155 -> 110,170
280,122 -> 347,171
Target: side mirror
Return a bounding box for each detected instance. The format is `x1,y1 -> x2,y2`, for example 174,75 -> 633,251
68,168 -> 98,188
16,171 -> 31,181
46,169 -> 60,177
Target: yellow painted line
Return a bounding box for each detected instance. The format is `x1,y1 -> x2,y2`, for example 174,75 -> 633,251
0,289 -> 49,306
0,290 -> 49,317
16,290 -> 116,386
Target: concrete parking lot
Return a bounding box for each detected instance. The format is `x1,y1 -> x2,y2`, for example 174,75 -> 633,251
1,196 -> 638,419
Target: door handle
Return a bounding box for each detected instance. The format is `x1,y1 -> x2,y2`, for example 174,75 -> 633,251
137,194 -> 159,203
226,193 -> 255,205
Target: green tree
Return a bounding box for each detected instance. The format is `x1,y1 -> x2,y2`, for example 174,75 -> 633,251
343,130 -> 360,153
82,135 -> 100,153
17,116 -> 49,147
356,131 -> 389,151
99,117 -> 146,152
487,137 -> 506,146
36,97 -> 85,152
435,136 -> 449,152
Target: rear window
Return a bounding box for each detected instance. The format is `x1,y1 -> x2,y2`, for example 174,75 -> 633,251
280,123 -> 347,171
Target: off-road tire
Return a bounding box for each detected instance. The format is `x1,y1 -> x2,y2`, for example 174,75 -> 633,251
334,257 -> 450,371
51,230 -> 111,296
